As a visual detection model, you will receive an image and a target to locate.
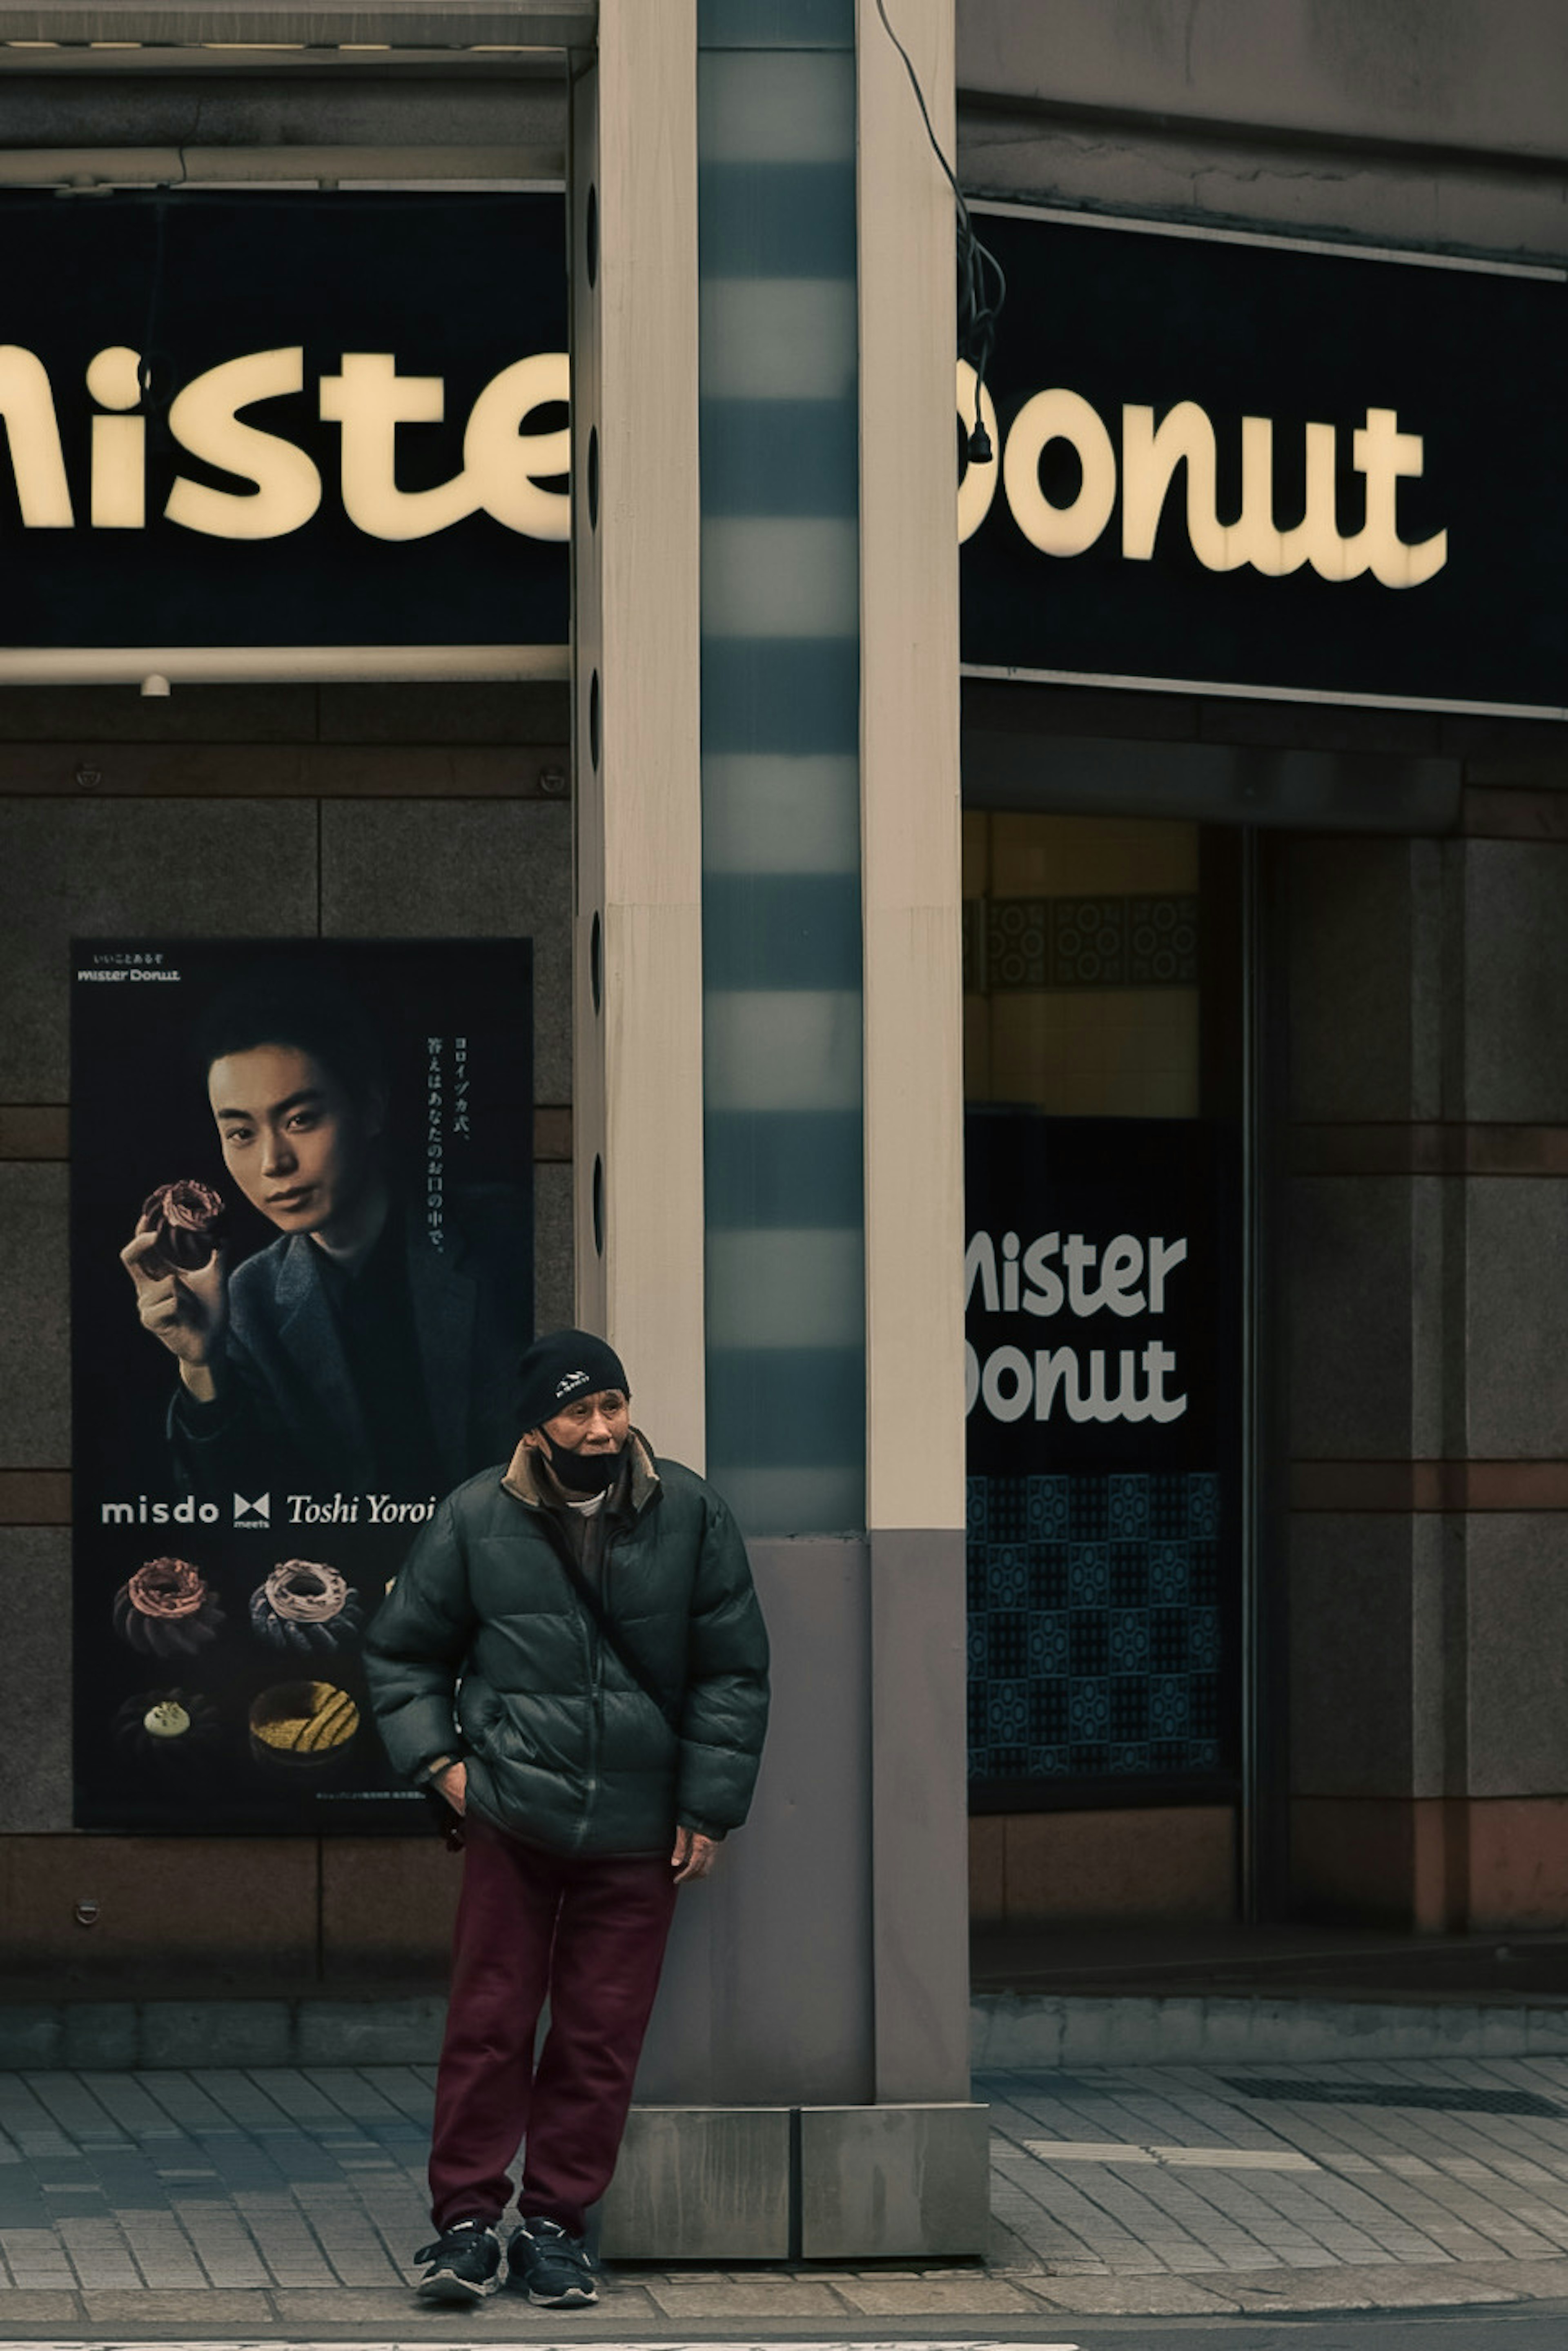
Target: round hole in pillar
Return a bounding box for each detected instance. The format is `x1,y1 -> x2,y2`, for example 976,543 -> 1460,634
589,668 -> 601,772
586,425 -> 599,531
590,910 -> 602,1015
585,184 -> 598,287
592,1153 -> 605,1257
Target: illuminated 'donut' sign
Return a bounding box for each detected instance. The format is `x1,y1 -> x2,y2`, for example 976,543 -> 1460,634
958,370 -> 1446,590
959,206 -> 1568,714
0,189 -> 569,649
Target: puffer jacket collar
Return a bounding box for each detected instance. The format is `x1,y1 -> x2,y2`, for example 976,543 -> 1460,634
500,1427 -> 661,1516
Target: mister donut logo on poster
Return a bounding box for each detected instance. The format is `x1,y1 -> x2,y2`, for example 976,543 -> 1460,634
69,937 -> 535,1835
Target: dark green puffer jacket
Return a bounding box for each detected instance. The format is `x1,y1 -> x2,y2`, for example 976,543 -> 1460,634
363,1432 -> 769,1855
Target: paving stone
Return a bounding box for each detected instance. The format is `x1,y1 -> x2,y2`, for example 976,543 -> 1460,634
14,2053 -> 1568,2318
80,2286 -> 277,2324
835,2275 -> 1041,2313
1461,2256 -> 1568,2295
644,2279 -> 852,2316
586,2278 -> 664,2315
1028,2270 -> 1243,2313
0,2250 -> 73,2285
268,2286 -> 430,2323
1226,2263 -> 1522,2310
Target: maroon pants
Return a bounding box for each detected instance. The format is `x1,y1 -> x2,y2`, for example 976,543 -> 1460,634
428,1812 -> 678,2236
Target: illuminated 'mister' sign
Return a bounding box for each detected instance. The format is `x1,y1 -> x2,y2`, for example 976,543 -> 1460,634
0,343 -> 569,543
957,361 -> 1446,589
0,189 -> 569,651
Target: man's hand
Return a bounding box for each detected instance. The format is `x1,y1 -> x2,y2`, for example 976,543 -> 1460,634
122,1227 -> 229,1396
670,1826 -> 717,1883
434,1761 -> 468,1816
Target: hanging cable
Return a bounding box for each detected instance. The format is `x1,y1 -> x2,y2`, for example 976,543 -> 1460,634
874,0 -> 1005,462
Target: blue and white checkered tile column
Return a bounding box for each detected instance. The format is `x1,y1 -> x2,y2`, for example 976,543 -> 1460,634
697,0 -> 864,1534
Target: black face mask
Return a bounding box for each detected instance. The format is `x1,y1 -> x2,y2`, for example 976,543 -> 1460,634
543,1438 -> 622,1496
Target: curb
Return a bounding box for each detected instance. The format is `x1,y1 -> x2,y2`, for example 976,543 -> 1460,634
8,1988 -> 1568,2073
0,1994 -> 446,2071
972,1990 -> 1568,2069
0,2266 -> 1566,2329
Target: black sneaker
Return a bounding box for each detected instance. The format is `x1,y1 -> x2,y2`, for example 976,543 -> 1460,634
507,2215 -> 598,2306
413,2218 -> 503,2302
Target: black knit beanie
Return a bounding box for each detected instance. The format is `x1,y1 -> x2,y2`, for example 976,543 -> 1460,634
514,1329 -> 630,1434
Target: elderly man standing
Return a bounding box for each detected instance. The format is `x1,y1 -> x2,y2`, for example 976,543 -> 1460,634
364,1329 -> 769,2310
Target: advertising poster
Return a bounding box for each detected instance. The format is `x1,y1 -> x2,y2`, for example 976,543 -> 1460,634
70,938 -> 533,1833
964,1112 -> 1238,1799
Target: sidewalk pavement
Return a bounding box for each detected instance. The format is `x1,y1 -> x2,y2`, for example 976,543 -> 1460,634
7,2055 -> 1568,2331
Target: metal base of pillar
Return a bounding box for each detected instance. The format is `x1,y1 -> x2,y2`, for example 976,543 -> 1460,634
600,2102 -> 989,2260
800,2102 -> 991,2258
599,2107 -> 792,2259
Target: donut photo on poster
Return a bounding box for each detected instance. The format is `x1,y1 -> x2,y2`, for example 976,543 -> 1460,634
69,938 -> 534,1833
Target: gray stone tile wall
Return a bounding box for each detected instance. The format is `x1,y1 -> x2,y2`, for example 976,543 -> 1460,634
1286,838 -> 1421,1123
1465,1180 -> 1568,1460
1281,826 -> 1568,1840
0,800 -> 320,1100
319,799 -> 571,1104
0,1526 -> 72,1833
1288,1516 -> 1419,1799
0,1164 -> 67,1470
1466,1515 -> 1568,1797
532,1160 -> 576,1334
0,685 -> 318,742
1285,1176 -> 1425,1458
1464,843 -> 1568,1124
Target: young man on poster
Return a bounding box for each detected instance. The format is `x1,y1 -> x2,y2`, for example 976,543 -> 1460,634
363,1330 -> 769,2309
120,973 -> 530,1504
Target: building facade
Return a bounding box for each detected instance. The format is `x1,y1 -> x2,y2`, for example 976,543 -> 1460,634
0,0 -> 1564,2261
956,0 -> 1568,1939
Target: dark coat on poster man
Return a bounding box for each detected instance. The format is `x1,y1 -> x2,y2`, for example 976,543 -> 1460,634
167,1185 -> 531,1503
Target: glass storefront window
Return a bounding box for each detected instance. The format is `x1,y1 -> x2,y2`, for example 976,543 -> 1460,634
963,809 -> 1243,1814
963,812 -> 1202,1118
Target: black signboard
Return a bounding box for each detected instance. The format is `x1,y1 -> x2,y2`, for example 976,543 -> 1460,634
71,937 -> 533,1833
0,191 -> 568,650
959,207 -> 1568,715
964,1111 -> 1239,1801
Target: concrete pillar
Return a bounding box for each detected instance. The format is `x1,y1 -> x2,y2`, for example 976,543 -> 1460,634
857,0 -> 970,2111
572,0 -> 979,2257
570,0 -> 706,1467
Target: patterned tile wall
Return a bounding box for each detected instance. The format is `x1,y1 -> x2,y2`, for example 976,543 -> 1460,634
967,1469 -> 1223,1783
964,893 -> 1200,993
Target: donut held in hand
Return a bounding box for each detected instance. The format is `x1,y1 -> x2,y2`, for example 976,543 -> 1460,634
139,1178 -> 225,1273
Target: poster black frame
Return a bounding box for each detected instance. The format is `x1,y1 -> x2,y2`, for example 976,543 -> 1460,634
69,933 -> 535,1837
